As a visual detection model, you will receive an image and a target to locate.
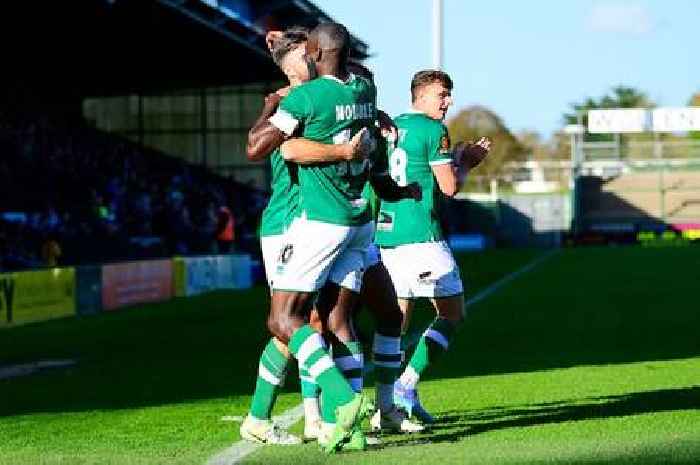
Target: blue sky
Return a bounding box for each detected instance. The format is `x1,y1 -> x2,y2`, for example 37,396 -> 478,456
313,0 -> 698,139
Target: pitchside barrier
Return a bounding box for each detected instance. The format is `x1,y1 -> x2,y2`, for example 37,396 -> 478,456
0,268 -> 76,327
0,254 -> 253,327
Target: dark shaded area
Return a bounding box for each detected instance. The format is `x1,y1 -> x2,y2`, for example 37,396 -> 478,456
0,112 -> 267,269
0,0 -> 368,101
1,247 -> 699,418
374,386 -> 700,452
574,175 -> 667,244
442,196 -> 565,248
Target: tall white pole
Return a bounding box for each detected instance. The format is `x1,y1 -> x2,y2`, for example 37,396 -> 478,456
432,0 -> 443,70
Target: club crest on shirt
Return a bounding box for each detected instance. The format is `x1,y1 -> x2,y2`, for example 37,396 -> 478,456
440,134 -> 451,154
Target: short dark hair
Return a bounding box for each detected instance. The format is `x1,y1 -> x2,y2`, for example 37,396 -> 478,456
312,22 -> 350,55
348,60 -> 374,83
271,27 -> 309,66
410,70 -> 453,102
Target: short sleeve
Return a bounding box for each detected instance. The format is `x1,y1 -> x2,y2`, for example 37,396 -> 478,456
269,87 -> 312,136
428,124 -> 453,166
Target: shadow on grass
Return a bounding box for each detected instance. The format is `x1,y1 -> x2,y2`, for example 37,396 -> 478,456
375,385 -> 700,449
1,247 -> 699,418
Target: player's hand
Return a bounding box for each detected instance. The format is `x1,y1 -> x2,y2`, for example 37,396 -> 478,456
263,92 -> 283,111
455,136 -> 492,171
403,182 -> 422,201
275,86 -> 291,97
378,110 -> 398,141
343,127 -> 375,161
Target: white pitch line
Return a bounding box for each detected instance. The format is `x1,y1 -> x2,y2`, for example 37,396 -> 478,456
206,404 -> 305,465
205,249 -> 558,465
464,249 -> 559,309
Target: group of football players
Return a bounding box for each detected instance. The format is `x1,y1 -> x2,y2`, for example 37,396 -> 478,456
237,22 -> 491,453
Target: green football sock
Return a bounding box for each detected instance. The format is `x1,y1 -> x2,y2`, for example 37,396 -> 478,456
321,340 -> 364,423
289,325 -> 355,409
401,318 -> 456,389
372,332 -> 402,412
249,338 -> 289,420
300,365 -> 320,398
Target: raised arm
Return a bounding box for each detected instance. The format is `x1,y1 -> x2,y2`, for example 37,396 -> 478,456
432,136 -> 493,197
431,163 -> 460,198
246,91 -> 289,162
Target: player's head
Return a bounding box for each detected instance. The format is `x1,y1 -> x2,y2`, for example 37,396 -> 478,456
269,27 -> 309,85
411,70 -> 454,121
305,22 -> 351,78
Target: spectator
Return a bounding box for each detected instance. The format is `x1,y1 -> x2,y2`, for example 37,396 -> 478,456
216,206 -> 235,254
41,234 -> 62,267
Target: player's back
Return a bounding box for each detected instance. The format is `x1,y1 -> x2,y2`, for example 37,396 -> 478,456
375,111 -> 452,247
276,74 -> 379,226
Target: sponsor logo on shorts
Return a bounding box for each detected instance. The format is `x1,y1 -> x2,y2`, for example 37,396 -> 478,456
278,244 -> 294,264
417,270 -> 435,285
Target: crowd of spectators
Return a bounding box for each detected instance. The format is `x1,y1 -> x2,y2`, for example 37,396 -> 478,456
0,109 -> 266,272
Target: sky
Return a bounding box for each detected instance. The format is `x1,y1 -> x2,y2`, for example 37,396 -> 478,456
312,0 -> 699,139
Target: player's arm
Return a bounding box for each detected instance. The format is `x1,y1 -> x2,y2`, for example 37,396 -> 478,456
246,91 -> 289,162
432,164 -> 460,197
369,127 -> 421,201
280,128 -> 371,164
432,136 -> 492,196
370,174 -> 421,202
429,126 -> 460,197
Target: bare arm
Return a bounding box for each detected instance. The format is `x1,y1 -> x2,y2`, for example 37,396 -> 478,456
246,91 -> 289,162
433,137 -> 493,197
280,128 -> 371,164
431,163 -> 460,197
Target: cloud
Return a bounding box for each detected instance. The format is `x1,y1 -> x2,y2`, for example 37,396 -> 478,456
586,2 -> 656,36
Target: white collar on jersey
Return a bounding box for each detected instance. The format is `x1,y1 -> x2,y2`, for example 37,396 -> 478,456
320,73 -> 356,84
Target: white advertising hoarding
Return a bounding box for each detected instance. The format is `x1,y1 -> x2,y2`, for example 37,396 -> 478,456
652,107 -> 700,132
588,109 -> 650,133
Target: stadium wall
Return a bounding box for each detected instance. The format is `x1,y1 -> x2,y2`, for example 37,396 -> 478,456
0,254 -> 253,327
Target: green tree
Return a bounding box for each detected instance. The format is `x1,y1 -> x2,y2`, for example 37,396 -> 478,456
447,105 -> 527,189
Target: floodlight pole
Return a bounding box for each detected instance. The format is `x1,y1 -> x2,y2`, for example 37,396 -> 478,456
432,0 -> 443,70
565,117 -> 585,235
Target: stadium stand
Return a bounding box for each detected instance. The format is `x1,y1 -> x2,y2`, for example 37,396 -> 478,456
0,105 -> 266,271
0,0 -> 369,272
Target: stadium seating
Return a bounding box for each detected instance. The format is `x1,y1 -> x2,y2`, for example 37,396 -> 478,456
0,109 -> 266,272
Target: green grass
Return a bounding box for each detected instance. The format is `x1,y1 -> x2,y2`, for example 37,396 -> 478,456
1,247 -> 699,465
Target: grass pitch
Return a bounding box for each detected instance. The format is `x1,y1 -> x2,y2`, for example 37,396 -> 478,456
1,246 -> 698,465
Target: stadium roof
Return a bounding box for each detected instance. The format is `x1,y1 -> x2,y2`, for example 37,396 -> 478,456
1,0 -> 369,98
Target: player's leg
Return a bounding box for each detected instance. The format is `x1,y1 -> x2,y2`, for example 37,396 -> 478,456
241,234 -> 302,445
360,252 -> 423,433
394,241 -> 464,423
313,283 -> 366,448
300,309 -> 323,440
269,217 -> 373,451
241,336 -> 304,444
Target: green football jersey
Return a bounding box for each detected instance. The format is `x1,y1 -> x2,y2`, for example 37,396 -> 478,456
374,110 -> 453,247
260,148 -> 298,237
270,74 -> 385,226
